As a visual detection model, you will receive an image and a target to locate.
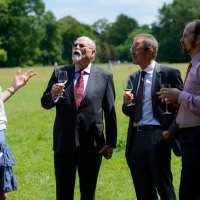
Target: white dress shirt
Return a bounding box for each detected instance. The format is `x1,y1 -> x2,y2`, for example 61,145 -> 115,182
135,61 -> 160,126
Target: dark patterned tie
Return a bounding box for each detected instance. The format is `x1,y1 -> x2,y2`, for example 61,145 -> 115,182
134,71 -> 146,123
184,62 -> 192,85
75,70 -> 84,107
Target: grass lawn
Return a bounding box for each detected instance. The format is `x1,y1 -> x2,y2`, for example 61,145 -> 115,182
0,62 -> 187,200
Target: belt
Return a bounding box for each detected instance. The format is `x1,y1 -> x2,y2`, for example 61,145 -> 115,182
180,125 -> 200,134
134,125 -> 161,131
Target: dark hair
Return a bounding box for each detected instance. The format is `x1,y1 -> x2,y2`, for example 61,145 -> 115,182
193,19 -> 200,36
190,19 -> 200,39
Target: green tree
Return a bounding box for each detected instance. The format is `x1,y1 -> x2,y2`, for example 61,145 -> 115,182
152,0 -> 200,63
0,49 -> 7,66
0,0 -> 45,66
91,18 -> 111,35
98,42 -> 110,62
40,11 -> 63,66
105,14 -> 139,46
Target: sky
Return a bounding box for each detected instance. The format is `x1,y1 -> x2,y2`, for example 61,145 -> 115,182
42,0 -> 173,26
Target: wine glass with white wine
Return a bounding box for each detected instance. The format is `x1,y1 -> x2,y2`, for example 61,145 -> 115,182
161,83 -> 172,114
123,78 -> 135,106
57,70 -> 68,98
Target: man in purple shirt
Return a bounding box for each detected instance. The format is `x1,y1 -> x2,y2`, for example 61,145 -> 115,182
158,19 -> 200,200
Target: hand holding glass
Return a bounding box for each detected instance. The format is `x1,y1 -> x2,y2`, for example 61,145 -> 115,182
123,79 -> 135,106
161,84 -> 172,114
57,71 -> 68,98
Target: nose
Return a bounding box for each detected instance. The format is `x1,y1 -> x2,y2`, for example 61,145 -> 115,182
180,37 -> 183,43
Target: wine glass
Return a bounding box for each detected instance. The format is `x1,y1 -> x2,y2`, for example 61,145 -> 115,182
161,83 -> 172,114
123,78 -> 135,106
57,70 -> 68,98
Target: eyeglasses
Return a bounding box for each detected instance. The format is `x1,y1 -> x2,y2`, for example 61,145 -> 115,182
129,47 -> 147,53
182,33 -> 194,38
73,43 -> 93,50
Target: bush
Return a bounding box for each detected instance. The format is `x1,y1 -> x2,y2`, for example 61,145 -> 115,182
0,49 -> 7,62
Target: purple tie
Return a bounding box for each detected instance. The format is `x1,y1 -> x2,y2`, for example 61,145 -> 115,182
75,70 -> 84,107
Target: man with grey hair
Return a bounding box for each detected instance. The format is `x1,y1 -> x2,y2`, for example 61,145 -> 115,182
122,33 -> 183,200
41,36 -> 117,200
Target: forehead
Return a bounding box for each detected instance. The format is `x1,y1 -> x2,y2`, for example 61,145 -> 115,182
132,37 -> 144,46
75,37 -> 91,45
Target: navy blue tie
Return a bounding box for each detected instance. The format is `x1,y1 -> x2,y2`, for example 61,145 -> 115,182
134,71 -> 146,123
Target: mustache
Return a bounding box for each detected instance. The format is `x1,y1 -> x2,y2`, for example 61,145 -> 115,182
72,49 -> 82,56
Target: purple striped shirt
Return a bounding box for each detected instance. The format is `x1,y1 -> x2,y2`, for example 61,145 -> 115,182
176,52 -> 200,128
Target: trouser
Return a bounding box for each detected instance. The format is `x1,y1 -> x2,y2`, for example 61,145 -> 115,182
179,126 -> 200,200
126,127 -> 176,200
54,147 -> 102,200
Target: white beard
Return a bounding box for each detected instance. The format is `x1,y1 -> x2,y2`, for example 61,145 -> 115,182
72,50 -> 82,62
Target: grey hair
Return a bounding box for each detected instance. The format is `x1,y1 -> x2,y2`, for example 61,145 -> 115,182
135,33 -> 158,58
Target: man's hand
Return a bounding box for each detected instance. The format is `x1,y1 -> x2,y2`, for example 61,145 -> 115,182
51,83 -> 65,99
99,145 -> 114,160
162,130 -> 172,142
123,92 -> 134,105
157,88 -> 181,104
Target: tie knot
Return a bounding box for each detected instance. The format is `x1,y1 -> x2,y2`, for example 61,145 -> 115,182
141,71 -> 146,78
79,70 -> 84,75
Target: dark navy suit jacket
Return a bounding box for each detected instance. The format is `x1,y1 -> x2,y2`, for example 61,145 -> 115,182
122,63 -> 183,156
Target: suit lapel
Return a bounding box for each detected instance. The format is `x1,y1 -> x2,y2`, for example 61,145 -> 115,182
132,71 -> 140,98
79,64 -> 96,107
151,64 -> 162,107
66,65 -> 76,107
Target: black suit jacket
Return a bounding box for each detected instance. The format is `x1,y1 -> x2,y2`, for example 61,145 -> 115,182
122,63 -> 183,156
41,64 -> 117,153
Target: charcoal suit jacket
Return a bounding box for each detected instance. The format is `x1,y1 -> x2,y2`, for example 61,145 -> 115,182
41,64 -> 117,153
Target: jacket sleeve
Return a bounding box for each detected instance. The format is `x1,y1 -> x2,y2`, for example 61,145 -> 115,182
103,74 -> 117,148
41,70 -> 57,109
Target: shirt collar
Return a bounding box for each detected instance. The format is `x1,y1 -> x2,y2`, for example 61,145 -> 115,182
140,60 -> 155,75
75,63 -> 92,74
190,52 -> 200,66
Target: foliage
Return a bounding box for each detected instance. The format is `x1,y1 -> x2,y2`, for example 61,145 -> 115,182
104,14 -> 139,46
39,11 -> 62,66
91,18 -> 111,35
0,48 -> 7,62
0,0 -> 46,66
0,0 -> 200,66
152,0 -> 200,63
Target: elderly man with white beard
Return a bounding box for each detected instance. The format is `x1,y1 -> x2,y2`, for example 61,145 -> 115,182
41,36 -> 117,200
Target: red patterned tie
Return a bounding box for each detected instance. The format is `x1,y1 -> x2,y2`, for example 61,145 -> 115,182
75,70 -> 84,107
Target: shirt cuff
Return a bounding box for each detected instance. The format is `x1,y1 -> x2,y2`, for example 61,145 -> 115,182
52,96 -> 60,103
178,91 -> 189,106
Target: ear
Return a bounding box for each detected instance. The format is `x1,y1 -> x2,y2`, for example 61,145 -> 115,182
91,49 -> 96,58
147,48 -> 155,57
